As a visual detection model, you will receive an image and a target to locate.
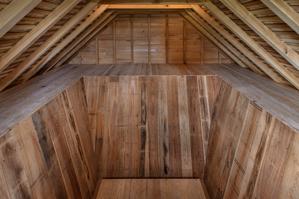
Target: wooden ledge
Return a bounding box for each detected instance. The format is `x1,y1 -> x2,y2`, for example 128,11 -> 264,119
0,64 -> 299,137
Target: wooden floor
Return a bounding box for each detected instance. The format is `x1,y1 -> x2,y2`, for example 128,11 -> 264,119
96,179 -> 207,199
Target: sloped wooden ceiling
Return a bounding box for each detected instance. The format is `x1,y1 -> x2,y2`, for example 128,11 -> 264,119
0,0 -> 299,91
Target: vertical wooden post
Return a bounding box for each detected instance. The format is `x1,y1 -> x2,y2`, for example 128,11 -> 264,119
130,16 -> 134,63
183,19 -> 186,64
113,20 -> 116,64
165,14 -> 169,64
148,15 -> 151,64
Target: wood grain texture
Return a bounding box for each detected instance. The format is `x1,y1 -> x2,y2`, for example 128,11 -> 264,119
1,64 -> 299,198
204,79 -> 299,199
96,179 -> 207,199
83,75 -> 215,178
0,80 -> 97,199
69,14 -> 232,65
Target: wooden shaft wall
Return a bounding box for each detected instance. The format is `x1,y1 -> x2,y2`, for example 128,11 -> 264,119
205,80 -> 299,199
83,75 -> 221,178
69,14 -> 233,65
0,80 -> 98,199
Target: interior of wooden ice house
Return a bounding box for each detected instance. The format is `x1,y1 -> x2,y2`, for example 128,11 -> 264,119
0,0 -> 299,198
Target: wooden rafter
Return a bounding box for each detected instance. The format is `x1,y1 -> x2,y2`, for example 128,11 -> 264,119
204,1 -> 299,89
48,14 -> 117,71
181,12 -> 249,70
0,0 -> 81,73
106,4 -> 193,9
191,5 -> 285,83
260,0 -> 299,35
0,2 -> 98,91
219,0 -> 299,71
19,6 -> 110,81
0,0 -> 41,38
185,11 -> 259,71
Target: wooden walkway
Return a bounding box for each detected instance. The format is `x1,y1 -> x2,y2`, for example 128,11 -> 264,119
95,179 -> 207,199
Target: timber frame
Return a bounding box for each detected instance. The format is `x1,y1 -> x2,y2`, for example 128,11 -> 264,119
0,0 -> 299,91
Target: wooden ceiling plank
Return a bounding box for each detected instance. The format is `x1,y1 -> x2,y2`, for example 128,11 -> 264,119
191,5 -> 285,83
19,5 -> 110,82
0,0 -> 41,38
204,1 -> 299,89
219,0 -> 299,71
0,2 -> 98,91
48,14 -> 117,71
181,12 -> 250,70
261,0 -> 299,35
0,0 -> 81,73
106,4 -> 193,9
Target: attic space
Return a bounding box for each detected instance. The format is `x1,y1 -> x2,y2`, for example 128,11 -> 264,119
0,1 -> 299,199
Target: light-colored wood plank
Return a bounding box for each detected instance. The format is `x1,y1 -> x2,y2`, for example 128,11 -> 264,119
260,0 -> 299,34
0,2 -> 97,91
220,0 -> 299,71
191,5 -> 285,83
0,0 -> 81,73
204,1 -> 299,89
107,4 -> 193,9
96,179 -> 207,199
26,4 -> 109,77
0,0 -> 41,38
182,12 -> 250,70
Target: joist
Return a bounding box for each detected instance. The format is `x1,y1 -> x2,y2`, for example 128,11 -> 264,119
204,1 -> 299,89
260,0 -> 299,35
0,2 -> 97,91
190,5 -> 285,83
0,0 -> 81,73
219,0 -> 299,71
46,14 -> 117,71
0,0 -> 41,38
21,6 -> 110,80
182,13 -> 249,70
106,4 -> 193,9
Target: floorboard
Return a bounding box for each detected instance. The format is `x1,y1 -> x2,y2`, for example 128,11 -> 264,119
95,179 -> 208,199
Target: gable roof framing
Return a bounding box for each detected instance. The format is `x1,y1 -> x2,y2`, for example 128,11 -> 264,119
0,0 -> 81,73
0,2 -> 98,91
45,13 -> 117,72
203,1 -> 299,89
0,1 -> 299,91
0,0 -> 41,38
219,0 -> 299,71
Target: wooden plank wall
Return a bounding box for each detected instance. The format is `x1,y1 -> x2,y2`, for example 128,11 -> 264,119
83,75 -> 220,178
0,80 -> 98,199
69,14 -> 232,65
204,80 -> 299,199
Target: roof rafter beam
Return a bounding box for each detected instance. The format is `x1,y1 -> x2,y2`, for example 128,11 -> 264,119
19,6 -> 110,81
219,0 -> 299,71
0,0 -> 81,73
260,0 -> 299,35
106,4 -> 193,9
0,0 -> 41,38
181,12 -> 249,70
48,14 -> 117,71
203,1 -> 299,89
0,2 -> 98,91
190,4 -> 285,83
